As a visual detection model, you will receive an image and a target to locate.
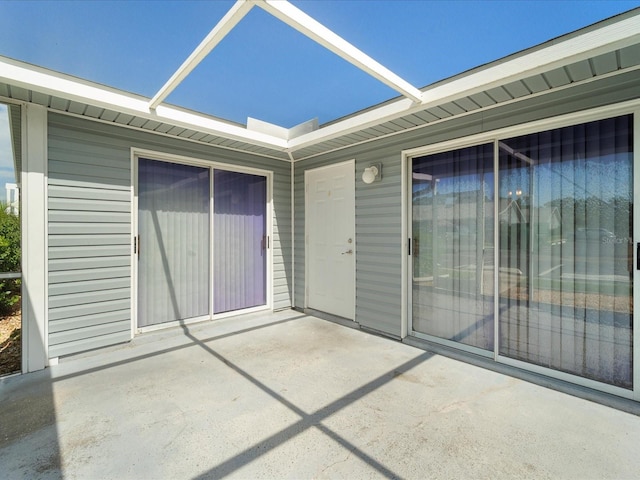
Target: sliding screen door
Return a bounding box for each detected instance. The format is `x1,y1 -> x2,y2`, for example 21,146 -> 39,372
411,144 -> 495,350
137,160 -> 268,327
213,170 -> 267,314
137,159 -> 210,327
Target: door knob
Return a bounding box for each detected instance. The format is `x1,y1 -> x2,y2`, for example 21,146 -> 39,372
341,249 -> 353,255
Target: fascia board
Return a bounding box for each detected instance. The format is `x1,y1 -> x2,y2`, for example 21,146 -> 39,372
419,15 -> 640,105
255,0 -> 423,103
288,13 -> 640,152
247,117 -> 289,140
289,96 -> 418,150
0,57 -> 288,150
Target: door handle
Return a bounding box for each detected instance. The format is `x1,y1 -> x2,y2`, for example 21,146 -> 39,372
341,249 -> 353,255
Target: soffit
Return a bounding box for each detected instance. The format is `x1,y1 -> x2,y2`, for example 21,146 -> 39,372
290,42 -> 640,160
0,80 -> 291,161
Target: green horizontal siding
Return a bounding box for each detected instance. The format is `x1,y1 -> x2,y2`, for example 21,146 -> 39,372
294,71 -> 640,337
48,113 -> 292,358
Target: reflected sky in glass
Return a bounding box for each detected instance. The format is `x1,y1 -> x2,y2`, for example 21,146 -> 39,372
0,105 -> 17,203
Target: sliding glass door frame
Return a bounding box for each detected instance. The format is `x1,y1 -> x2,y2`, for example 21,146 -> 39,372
403,100 -> 640,401
405,138 -> 496,360
131,149 -> 273,333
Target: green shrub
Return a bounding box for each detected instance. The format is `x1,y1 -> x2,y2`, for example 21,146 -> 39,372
0,204 -> 20,314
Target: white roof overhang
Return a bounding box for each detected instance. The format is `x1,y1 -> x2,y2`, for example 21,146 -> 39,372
0,56 -> 287,151
288,10 -> 640,151
0,3 -> 639,162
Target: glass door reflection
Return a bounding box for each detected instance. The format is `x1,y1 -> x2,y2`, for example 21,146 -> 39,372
0,103 -> 21,376
498,115 -> 633,389
412,143 -> 494,351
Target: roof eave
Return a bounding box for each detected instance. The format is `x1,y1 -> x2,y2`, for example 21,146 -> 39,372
287,9 -> 640,152
0,55 -> 288,151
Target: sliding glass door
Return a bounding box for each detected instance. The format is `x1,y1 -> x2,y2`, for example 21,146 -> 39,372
213,170 -> 267,314
498,116 -> 633,388
137,159 -> 268,328
137,159 -> 210,327
410,113 -> 634,390
412,144 -> 495,351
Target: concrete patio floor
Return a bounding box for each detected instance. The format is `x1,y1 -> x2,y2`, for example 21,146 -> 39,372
2,309 -> 640,479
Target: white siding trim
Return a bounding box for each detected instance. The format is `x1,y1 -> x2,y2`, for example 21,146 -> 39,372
49,109 -> 289,162
400,153 -> 408,339
22,103 -> 48,371
293,65 -> 640,161
288,14 -> 640,151
130,150 -> 137,340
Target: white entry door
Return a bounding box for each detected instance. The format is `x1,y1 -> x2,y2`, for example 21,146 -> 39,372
306,160 -> 355,320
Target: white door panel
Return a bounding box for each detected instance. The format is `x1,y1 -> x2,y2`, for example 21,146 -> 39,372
307,161 -> 355,320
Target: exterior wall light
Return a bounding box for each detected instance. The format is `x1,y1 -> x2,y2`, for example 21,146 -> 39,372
362,163 -> 382,184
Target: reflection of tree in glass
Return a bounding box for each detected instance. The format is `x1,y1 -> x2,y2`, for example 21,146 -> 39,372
0,203 -> 20,314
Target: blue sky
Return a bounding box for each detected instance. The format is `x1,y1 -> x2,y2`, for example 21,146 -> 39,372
0,0 -> 638,128
0,105 -> 16,205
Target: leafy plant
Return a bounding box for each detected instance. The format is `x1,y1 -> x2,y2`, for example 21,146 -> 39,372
0,203 -> 20,314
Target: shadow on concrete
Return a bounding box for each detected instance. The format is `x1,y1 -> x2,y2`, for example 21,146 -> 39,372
0,369 -> 62,478
0,295 -> 62,478
51,314 -> 306,384
2,310 -> 432,479
177,320 -> 433,479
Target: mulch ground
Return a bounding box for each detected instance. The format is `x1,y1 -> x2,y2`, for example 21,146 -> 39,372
0,312 -> 21,376
504,287 -> 632,313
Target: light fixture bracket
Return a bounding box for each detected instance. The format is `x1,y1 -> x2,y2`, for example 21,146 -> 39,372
362,163 -> 382,184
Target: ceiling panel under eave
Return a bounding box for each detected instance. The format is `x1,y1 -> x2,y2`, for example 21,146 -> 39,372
620,43 -> 640,67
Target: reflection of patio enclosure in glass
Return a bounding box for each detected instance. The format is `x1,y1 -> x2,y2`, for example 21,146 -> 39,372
411,114 -> 633,389
412,144 -> 495,351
